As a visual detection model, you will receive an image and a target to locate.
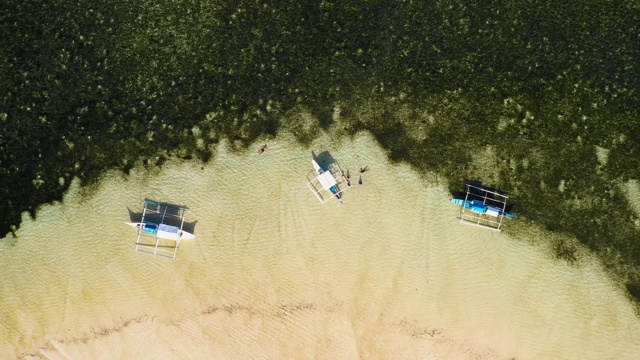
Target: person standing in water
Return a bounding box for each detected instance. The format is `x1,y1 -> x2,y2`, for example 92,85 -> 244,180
342,171 -> 351,187
258,144 -> 269,154
359,166 -> 369,185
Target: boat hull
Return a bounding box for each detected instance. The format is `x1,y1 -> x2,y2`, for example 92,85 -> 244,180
126,222 -> 196,241
449,199 -> 516,218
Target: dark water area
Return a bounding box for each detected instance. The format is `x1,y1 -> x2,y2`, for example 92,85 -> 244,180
2,1 -> 640,301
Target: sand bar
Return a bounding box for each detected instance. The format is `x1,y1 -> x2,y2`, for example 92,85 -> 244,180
2,132 -> 640,359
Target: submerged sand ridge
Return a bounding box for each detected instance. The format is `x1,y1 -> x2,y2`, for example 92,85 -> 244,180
2,132 -> 640,359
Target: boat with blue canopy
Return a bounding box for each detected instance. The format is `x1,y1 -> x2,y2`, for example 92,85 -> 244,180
450,184 -> 516,231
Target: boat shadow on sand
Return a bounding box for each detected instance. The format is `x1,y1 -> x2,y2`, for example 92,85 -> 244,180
311,150 -> 350,177
127,199 -> 198,235
311,150 -> 338,171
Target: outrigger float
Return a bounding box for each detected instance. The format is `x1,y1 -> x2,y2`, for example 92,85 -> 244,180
307,158 -> 349,204
126,199 -> 195,259
450,184 -> 516,231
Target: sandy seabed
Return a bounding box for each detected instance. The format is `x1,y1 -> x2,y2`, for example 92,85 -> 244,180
2,132 -> 640,359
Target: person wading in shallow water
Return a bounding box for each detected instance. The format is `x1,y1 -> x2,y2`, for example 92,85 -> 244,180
258,144 -> 269,154
359,166 -> 369,185
342,170 -> 351,187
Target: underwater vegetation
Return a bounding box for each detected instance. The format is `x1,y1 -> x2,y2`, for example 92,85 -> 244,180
1,1 -> 639,301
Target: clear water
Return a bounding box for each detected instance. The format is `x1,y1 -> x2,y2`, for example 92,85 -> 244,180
3,133 -> 639,359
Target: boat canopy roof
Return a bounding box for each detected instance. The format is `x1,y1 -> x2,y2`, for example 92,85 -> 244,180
158,223 -> 180,234
317,171 -> 337,190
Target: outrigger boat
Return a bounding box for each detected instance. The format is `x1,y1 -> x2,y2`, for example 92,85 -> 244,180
307,158 -> 349,204
126,200 -> 196,259
125,222 -> 196,241
450,184 -> 516,231
449,198 -> 516,219
312,159 -> 343,204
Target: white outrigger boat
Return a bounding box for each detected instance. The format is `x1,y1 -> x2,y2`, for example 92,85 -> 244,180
307,158 -> 349,204
125,222 -> 196,241
126,200 -> 196,259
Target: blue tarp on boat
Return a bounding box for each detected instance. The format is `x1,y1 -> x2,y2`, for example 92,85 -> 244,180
143,224 -> 158,234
